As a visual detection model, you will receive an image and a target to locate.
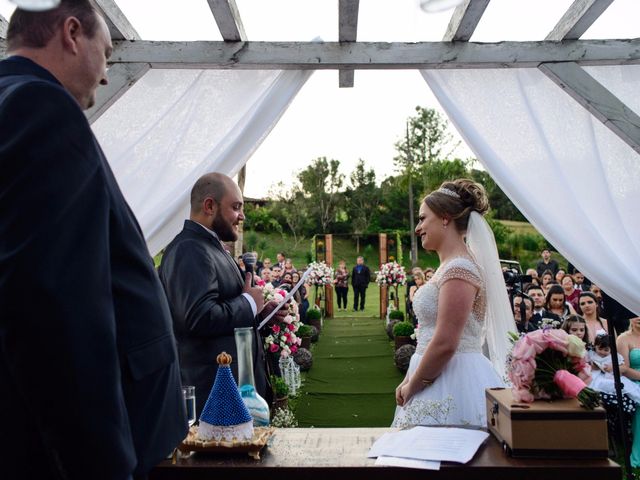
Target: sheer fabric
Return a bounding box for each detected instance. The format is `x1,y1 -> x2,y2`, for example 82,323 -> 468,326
93,69 -> 312,255
422,66 -> 640,316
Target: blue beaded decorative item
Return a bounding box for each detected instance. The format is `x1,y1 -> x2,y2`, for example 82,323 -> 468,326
197,352 -> 254,441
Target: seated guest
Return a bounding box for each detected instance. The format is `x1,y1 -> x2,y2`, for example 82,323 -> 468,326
526,284 -> 560,328
292,271 -> 310,322
540,269 -> 554,291
423,267 -> 435,281
525,268 -> 538,281
560,274 -> 580,310
284,258 -> 297,275
561,314 -> 589,345
271,265 -> 283,287
260,268 -> 273,285
513,295 -> 536,333
555,269 -> 566,284
573,271 -> 590,291
579,291 -> 609,344
258,257 -> 272,276
546,284 -> 576,321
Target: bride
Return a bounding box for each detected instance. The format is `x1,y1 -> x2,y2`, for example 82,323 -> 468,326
393,179 -> 515,427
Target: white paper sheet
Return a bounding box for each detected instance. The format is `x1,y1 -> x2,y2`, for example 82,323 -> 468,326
368,427 -> 489,464
375,456 -> 441,470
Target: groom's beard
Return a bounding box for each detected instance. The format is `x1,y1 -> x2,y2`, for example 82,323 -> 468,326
211,212 -> 237,242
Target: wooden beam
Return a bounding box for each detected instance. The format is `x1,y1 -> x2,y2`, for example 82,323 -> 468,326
339,0 -> 359,87
106,39 -> 640,70
207,0 -> 246,41
85,62 -> 149,123
546,0 -> 614,41
539,61 -> 640,155
0,14 -> 8,40
95,0 -> 140,41
443,0 -> 490,42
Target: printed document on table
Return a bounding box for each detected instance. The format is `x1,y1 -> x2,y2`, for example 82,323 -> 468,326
375,456 -> 441,470
367,427 -> 489,464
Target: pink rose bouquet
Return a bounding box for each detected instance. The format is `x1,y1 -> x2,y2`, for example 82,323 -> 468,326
259,284 -> 302,358
508,329 -> 599,409
375,261 -> 406,287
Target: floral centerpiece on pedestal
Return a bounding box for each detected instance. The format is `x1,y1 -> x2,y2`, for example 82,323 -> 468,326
255,281 -> 302,359
508,329 -> 600,409
306,261 -> 334,309
375,261 -> 406,309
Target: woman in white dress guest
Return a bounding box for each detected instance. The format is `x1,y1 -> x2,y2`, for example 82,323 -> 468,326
393,179 -> 515,427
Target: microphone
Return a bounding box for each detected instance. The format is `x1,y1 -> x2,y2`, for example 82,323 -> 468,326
242,252 -> 257,287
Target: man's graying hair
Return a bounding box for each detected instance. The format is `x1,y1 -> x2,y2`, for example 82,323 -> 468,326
7,0 -> 100,51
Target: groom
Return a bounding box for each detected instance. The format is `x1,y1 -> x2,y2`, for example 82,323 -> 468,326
159,173 -> 284,415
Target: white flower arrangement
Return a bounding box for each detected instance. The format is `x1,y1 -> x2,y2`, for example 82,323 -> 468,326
306,261 -> 335,286
375,261 -> 406,287
271,408 -> 299,428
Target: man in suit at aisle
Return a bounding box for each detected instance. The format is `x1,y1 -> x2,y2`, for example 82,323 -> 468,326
351,256 -> 372,311
159,173 -> 285,416
0,2 -> 187,479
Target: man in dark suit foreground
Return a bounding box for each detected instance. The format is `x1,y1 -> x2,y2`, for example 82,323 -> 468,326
0,2 -> 187,479
159,173 -> 285,416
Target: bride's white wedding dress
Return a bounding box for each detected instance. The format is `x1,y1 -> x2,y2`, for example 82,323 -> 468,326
392,256 -> 503,428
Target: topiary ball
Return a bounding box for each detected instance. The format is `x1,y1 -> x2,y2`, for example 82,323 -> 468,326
308,325 -> 319,343
386,319 -> 400,340
394,344 -> 416,373
293,348 -> 313,371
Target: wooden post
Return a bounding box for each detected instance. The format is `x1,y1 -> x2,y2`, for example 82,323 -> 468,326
379,233 -> 387,319
324,234 -> 334,318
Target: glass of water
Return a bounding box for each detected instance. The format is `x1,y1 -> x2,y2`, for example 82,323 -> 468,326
182,386 -> 196,426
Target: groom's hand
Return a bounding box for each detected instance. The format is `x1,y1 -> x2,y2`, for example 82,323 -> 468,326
243,272 -> 265,313
259,301 -> 288,325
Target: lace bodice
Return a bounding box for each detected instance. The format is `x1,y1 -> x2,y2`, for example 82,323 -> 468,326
413,257 -> 486,355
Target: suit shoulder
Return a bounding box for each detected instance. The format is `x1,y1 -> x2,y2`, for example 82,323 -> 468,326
2,78 -> 84,118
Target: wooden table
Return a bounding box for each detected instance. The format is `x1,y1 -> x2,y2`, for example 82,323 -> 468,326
150,428 -> 621,480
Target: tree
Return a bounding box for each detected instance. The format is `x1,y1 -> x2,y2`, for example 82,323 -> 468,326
344,159 -> 379,252
393,107 -> 458,266
470,169 -> 526,221
297,157 -> 345,233
267,182 -> 310,249
419,158 -> 470,197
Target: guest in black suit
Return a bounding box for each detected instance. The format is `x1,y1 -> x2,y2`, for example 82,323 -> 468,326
0,3 -> 187,479
159,173 -> 284,416
351,256 -> 372,311
526,284 -> 561,328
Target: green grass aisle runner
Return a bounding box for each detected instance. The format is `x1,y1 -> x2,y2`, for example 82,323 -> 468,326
295,317 -> 404,427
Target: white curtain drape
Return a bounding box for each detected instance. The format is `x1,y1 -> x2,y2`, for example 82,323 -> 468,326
422,66 -> 640,316
93,69 -> 312,255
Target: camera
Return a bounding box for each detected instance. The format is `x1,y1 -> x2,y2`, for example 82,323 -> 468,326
503,268 -> 532,286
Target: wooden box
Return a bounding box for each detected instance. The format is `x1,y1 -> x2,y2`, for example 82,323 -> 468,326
486,387 -> 609,458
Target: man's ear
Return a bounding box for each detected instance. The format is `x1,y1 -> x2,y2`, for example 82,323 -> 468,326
61,16 -> 82,55
202,197 -> 216,216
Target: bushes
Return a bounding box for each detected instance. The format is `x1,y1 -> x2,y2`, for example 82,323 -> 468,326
271,375 -> 289,398
306,307 -> 321,320
393,321 -> 414,337
389,309 -> 404,321
297,324 -> 313,337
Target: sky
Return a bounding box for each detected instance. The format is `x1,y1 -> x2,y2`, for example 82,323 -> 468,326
1,0 -> 638,198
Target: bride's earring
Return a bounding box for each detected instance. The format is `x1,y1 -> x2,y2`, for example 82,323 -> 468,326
443,221 -> 448,229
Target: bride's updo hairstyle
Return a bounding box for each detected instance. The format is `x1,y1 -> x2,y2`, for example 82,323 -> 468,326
424,179 -> 489,232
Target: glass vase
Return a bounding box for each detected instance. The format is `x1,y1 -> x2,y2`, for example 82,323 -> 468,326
234,327 -> 270,426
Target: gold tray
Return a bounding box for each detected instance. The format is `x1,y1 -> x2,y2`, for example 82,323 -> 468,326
175,426 -> 275,460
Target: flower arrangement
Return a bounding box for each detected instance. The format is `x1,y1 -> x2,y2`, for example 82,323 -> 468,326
375,261 -> 406,286
271,408 -> 298,428
258,284 -> 302,358
306,261 -> 334,286
508,329 -> 599,409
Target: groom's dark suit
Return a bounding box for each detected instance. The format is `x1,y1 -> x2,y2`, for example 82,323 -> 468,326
0,56 -> 187,479
159,220 -> 269,416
